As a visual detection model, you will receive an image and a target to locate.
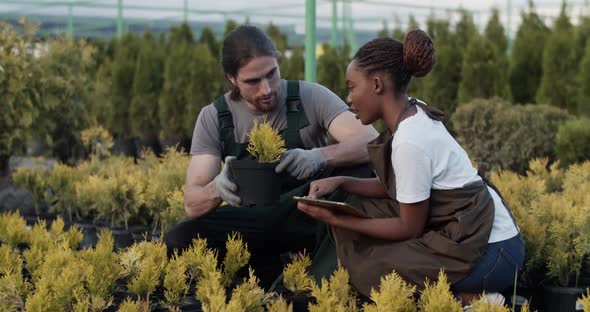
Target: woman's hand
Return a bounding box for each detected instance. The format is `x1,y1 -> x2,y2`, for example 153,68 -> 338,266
308,176 -> 346,199
297,201 -> 340,225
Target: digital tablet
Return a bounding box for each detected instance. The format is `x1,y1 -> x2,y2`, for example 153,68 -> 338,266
293,196 -> 369,218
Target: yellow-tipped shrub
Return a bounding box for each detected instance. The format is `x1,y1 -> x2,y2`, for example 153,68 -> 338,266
222,232 -> 251,286
12,167 -> 47,214
0,212 -> 29,246
362,271 -> 416,312
227,269 -> 273,312
266,296 -> 294,312
418,269 -> 462,312
164,253 -> 189,308
246,117 -> 287,162
81,126 -> 113,159
468,293 -> 510,312
283,251 -> 315,295
308,267 -> 358,312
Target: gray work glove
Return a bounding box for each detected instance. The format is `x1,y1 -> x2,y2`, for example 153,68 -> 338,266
275,148 -> 327,180
213,156 -> 241,207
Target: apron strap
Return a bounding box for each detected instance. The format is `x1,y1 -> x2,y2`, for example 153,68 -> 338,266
284,80 -> 310,149
392,98 -> 446,133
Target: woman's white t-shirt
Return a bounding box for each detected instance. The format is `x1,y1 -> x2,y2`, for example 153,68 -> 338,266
390,103 -> 518,243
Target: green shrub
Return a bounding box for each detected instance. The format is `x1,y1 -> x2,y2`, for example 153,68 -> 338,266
0,20 -> 44,175
555,117 -> 590,166
452,97 -> 571,172
12,167 -> 47,214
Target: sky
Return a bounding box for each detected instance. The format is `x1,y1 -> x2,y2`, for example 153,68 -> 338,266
1,0 -> 589,34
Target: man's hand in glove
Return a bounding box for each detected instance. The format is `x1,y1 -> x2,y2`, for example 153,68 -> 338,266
275,148 -> 327,180
213,156 -> 241,207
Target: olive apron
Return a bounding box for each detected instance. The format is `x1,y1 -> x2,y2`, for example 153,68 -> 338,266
331,98 -> 495,297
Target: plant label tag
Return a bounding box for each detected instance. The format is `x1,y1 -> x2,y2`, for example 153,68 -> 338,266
576,299 -> 584,311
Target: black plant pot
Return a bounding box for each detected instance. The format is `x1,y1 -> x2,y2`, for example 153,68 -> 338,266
543,285 -> 587,312
506,286 -> 544,312
76,222 -> 98,249
128,225 -> 149,243
179,296 -> 202,312
110,227 -> 134,251
229,160 -> 281,208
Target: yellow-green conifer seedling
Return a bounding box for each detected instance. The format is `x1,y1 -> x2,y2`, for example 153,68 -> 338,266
266,296 -> 294,312
246,116 -> 287,163
468,292 -> 510,312
283,251 -> 315,295
222,232 -> 251,286
163,253 -> 189,308
228,268 -> 273,312
308,267 -> 358,312
418,269 -> 462,312
362,271 -> 417,312
580,289 -> 590,312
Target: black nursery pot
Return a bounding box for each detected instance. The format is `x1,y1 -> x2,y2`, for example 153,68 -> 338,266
543,285 -> 587,312
229,160 -> 282,208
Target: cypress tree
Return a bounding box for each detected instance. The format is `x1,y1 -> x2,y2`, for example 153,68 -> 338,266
130,32 -> 164,140
317,44 -> 347,99
458,35 -> 511,104
224,20 -> 238,37
407,15 -> 419,30
110,32 -> 140,136
199,27 -> 219,58
377,20 -> 389,38
284,45 -> 304,81
185,44 -> 221,138
575,15 -> 590,60
421,17 -> 463,119
392,15 -> 404,40
455,9 -> 478,50
536,2 -> 578,113
509,3 -> 549,104
266,23 -> 288,53
159,41 -> 194,142
577,40 -> 590,116
169,22 -> 194,47
485,8 -> 508,55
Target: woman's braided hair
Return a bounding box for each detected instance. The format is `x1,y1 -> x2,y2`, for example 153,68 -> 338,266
353,29 -> 436,93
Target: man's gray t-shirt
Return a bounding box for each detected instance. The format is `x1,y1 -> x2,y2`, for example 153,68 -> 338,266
190,80 -> 348,157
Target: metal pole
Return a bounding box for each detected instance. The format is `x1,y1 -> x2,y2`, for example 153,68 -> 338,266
346,0 -> 356,55
67,1 -> 73,37
184,0 -> 188,22
507,0 -> 512,56
331,0 -> 338,47
117,0 -> 123,38
305,0 -> 317,82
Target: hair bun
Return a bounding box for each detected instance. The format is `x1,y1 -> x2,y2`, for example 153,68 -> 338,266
402,29 -> 436,77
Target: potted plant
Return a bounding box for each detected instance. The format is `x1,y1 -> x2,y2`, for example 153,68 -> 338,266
491,158 -> 557,311
229,117 -> 286,208
541,161 -> 590,312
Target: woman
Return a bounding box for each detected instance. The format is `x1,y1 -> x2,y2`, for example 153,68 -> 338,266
297,30 -> 524,305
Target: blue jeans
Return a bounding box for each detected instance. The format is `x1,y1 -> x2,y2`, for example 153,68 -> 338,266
452,233 -> 525,293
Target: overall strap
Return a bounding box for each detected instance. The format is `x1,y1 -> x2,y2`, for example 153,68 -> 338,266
284,80 -> 309,149
213,95 -> 239,158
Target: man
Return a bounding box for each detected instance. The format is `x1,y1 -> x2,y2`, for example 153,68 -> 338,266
164,25 -> 378,287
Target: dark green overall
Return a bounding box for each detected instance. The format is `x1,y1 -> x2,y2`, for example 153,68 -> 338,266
164,81 -> 368,287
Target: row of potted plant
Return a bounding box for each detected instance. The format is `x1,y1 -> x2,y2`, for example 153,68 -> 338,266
0,211 -> 537,312
10,127 -> 189,249
491,158 -> 590,311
